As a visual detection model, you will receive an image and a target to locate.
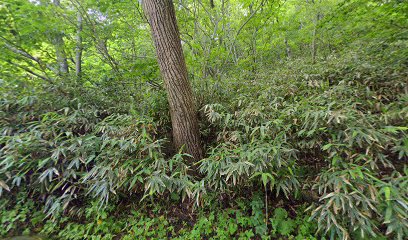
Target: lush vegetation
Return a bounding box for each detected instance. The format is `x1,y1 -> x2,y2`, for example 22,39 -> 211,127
1,0 -> 407,239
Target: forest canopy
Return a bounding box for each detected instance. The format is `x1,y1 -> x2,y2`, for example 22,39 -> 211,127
0,0 -> 407,239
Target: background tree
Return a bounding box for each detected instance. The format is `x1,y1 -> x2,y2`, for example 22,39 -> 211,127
52,0 -> 69,75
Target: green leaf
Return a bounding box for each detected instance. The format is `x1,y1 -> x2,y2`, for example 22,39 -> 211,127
384,186 -> 391,201
384,206 -> 392,224
322,144 -> 332,150
0,180 -> 10,192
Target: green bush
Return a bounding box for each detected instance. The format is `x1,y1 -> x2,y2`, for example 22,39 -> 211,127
0,192 -> 317,239
1,42 -> 407,240
0,97 -> 170,215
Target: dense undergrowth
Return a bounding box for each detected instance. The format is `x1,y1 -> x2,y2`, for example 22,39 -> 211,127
1,191 -> 319,239
1,45 -> 407,239
1,0 -> 408,238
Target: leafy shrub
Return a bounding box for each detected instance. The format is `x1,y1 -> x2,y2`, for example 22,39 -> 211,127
1,45 -> 407,240
197,51 -> 407,239
0,97 -> 173,215
0,193 -> 316,239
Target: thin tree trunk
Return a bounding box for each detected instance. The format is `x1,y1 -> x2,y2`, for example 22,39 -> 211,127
76,1 -> 119,73
75,11 -> 83,79
220,0 -> 225,46
311,22 -> 317,64
310,0 -> 321,64
284,37 -> 291,59
52,0 -> 69,75
142,0 -> 203,161
251,29 -> 257,77
210,0 -> 215,8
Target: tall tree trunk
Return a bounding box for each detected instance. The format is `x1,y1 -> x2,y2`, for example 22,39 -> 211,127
142,0 -> 203,161
52,0 -> 69,75
75,11 -> 83,79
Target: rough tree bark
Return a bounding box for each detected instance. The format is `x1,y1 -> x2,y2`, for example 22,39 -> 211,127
142,0 -> 203,160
